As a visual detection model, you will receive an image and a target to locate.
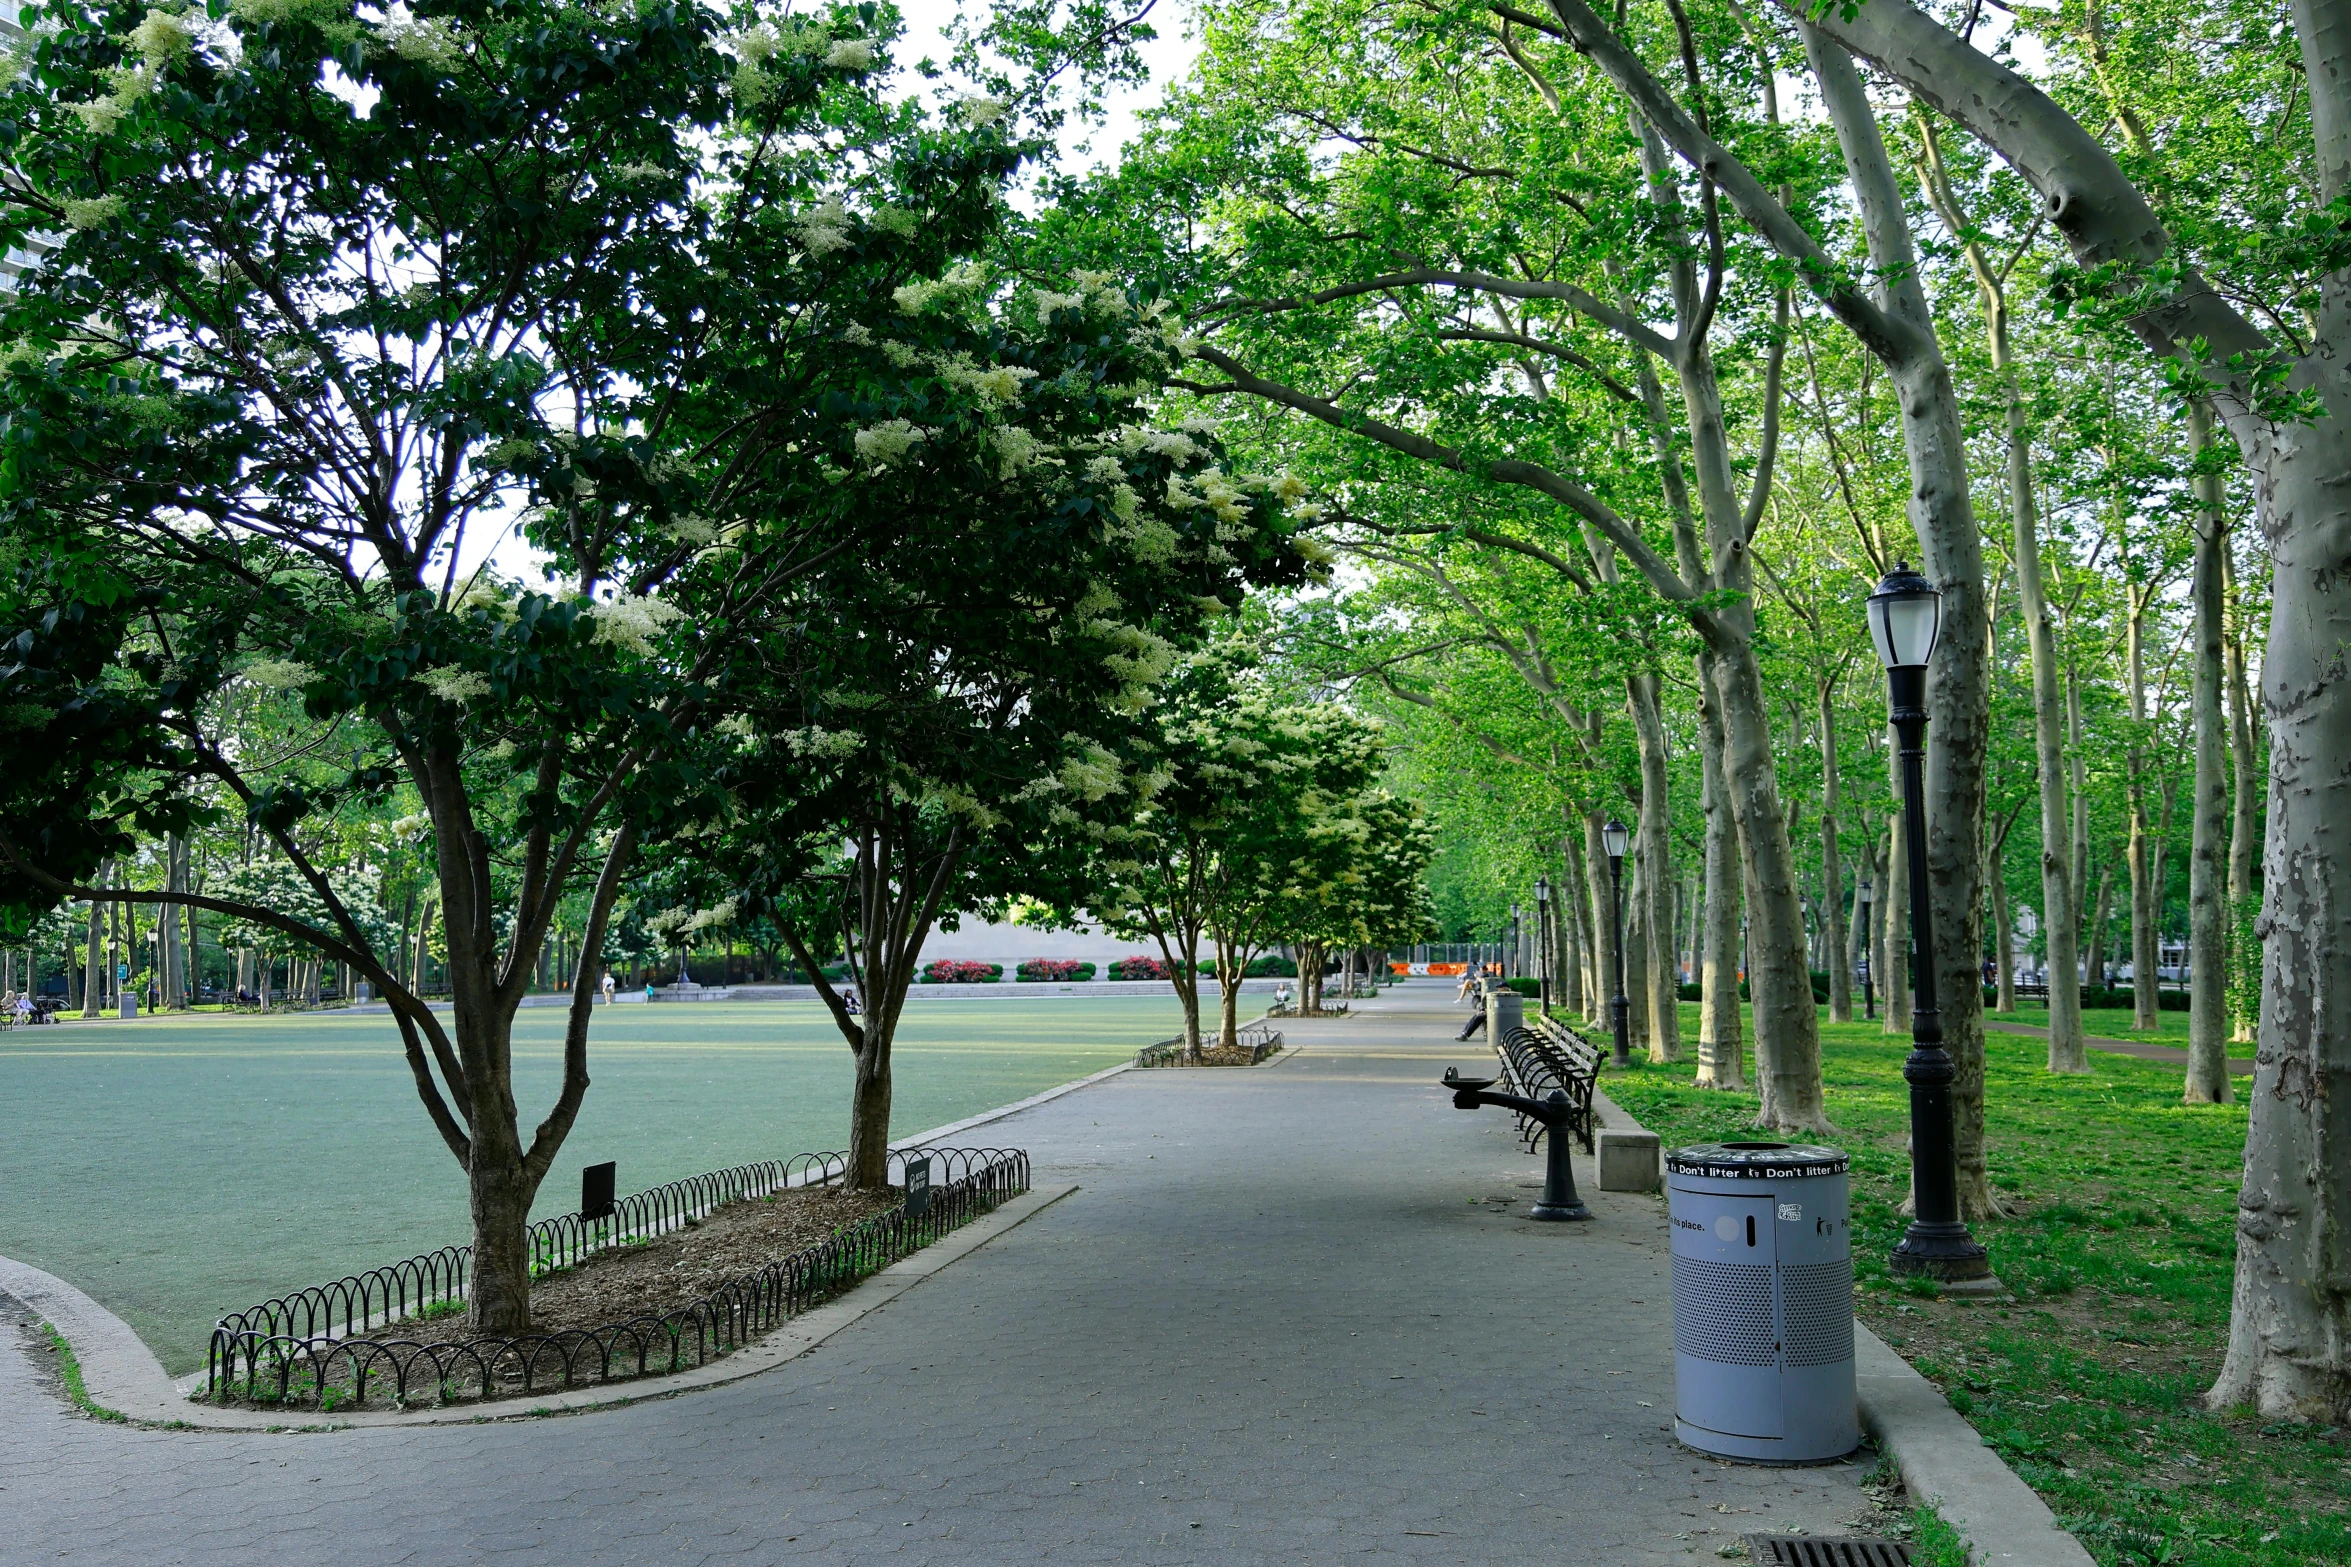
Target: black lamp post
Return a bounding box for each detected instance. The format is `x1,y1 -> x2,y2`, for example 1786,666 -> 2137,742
1857,877 -> 1875,1020
1869,563 -> 1994,1289
1534,875 -> 1552,1013
1509,903 -> 1522,982
1602,817 -> 1631,1068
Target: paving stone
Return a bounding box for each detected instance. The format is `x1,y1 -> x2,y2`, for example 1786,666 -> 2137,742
0,986 -> 1876,1565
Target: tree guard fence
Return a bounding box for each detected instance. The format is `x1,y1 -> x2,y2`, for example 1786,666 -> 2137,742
205,1146 -> 1029,1409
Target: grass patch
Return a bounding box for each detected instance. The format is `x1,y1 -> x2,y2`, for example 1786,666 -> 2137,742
37,1323 -> 126,1423
1986,1005 -> 2195,1044
1603,1008 -> 2348,1567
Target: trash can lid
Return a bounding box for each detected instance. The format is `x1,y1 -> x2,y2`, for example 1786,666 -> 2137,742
1665,1141 -> 1849,1178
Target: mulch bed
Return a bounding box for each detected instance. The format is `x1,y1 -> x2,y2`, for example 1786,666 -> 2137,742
1190,1042 -> 1280,1066
354,1182 -> 899,1348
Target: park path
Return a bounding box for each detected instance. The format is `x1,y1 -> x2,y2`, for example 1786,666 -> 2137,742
0,983 -> 1877,1566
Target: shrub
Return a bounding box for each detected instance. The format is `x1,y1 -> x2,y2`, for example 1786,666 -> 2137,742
920,960 -> 1001,984
1243,955 -> 1298,977
1109,955 -> 1167,981
1016,959 -> 1096,982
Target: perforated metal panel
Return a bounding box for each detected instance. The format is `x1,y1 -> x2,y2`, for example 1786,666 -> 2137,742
1744,1534 -> 1911,1565
1781,1258 -> 1858,1367
1672,1257 -> 1776,1366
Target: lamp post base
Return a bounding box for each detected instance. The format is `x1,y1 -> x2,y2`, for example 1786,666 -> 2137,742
1527,1198 -> 1593,1222
1889,1220 -> 1993,1283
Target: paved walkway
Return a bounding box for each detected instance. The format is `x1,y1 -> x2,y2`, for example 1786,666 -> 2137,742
0,984 -> 1877,1565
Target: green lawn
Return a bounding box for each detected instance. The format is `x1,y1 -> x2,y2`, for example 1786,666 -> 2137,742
0,996 -> 1189,1373
1987,1004 -> 2197,1044
1602,1006 -> 2345,1567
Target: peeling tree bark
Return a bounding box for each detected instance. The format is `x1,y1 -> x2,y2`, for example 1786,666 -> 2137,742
2186,398 -> 2236,1104
1695,651 -> 1747,1090
1758,0 -> 2351,1414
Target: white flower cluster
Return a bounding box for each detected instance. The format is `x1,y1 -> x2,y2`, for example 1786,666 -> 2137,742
418,666 -> 491,703
781,726 -> 865,760
854,419 -> 928,468
868,204 -> 922,237
583,588 -> 683,654
244,658 -> 315,689
958,94 -> 1007,127
381,13 -> 464,70
825,37 -> 876,70
685,898 -> 738,932
61,196 -> 123,229
129,9 -> 196,69
792,197 -> 852,256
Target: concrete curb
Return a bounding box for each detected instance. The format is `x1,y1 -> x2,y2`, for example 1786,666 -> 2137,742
1855,1322 -> 2095,1566
3,1185 -> 1077,1433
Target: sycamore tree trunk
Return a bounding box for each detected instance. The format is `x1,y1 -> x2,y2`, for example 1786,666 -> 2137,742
2225,545 -> 2261,1044
1695,654 -> 1746,1090
2126,591 -> 2160,1031
1782,0 -> 2351,1415
1625,856 -> 1653,1050
1628,674 -> 1682,1061
1989,837 -> 2015,1015
2185,399 -> 2235,1104
80,858 -> 108,1018
1804,25 -> 1997,1217
1818,682 -> 1852,1023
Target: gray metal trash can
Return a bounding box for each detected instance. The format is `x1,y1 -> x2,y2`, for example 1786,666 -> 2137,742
1667,1142 -> 1858,1463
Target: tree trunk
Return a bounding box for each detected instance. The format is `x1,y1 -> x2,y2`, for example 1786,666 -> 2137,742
2126,590 -> 2159,1031
1818,681 -> 1853,1023
1628,673 -> 1682,1061
2225,543 -> 2261,1044
1989,838 -> 2015,1015
2088,866 -> 2115,992
1806,25 -> 1994,1216
81,863 -> 110,1017
1625,855 -> 1653,1051
2184,399 -> 2234,1104
2070,664 -> 2092,952
1695,660 -> 1746,1090
1217,938 -> 1243,1049
2211,367 -> 2351,1420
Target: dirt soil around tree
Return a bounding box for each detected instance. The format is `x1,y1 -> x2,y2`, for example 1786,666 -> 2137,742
358,1182 -> 899,1349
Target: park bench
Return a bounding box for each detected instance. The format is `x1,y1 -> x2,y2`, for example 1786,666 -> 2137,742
2016,977 -> 2049,1002
1490,1016 -> 1600,1156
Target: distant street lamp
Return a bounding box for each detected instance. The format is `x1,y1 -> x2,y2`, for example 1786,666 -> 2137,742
1509,903 -> 1521,983
1868,563 -> 1993,1289
1534,875 -> 1553,1013
1858,877 -> 1875,1020
1601,817 -> 1631,1068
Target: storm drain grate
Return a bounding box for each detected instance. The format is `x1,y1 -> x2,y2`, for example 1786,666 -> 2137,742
1742,1535 -> 1912,1566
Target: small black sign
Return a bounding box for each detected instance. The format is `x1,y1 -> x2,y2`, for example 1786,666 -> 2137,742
582,1160 -> 617,1222
904,1154 -> 932,1217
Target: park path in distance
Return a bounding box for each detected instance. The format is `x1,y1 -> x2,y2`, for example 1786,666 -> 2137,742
0,982 -> 1874,1565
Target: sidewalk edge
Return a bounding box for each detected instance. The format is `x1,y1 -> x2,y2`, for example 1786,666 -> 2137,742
1855,1322 -> 2095,1566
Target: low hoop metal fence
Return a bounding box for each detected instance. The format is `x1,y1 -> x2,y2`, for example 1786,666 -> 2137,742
205,1146 -> 1027,1409
1133,1020 -> 1283,1067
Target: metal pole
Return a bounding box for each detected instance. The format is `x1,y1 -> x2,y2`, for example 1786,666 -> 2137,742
1886,663 -> 1992,1285
1608,854 -> 1630,1068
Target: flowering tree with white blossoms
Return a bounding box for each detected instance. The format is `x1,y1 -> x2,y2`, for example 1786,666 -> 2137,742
704,267 -> 1325,1186
0,0 -> 1057,1328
